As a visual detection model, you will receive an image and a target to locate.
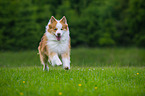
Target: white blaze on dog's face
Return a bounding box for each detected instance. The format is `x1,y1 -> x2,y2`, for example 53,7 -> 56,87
48,16 -> 68,41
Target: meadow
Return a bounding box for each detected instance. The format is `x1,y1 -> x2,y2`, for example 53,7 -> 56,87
0,48 -> 145,96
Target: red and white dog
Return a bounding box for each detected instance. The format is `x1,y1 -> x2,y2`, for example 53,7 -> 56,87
38,16 -> 71,71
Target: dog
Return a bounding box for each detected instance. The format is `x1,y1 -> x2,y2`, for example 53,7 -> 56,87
38,16 -> 71,71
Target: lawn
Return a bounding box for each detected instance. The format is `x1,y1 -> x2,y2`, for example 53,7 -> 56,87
0,48 -> 145,96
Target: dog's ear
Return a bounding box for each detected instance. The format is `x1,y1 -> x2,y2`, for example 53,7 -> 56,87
50,16 -> 56,23
60,16 -> 67,24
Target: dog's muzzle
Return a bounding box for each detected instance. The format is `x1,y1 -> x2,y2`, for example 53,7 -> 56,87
56,33 -> 61,41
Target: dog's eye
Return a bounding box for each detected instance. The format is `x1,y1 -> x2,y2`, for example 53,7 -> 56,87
54,28 -> 57,30
61,28 -> 63,30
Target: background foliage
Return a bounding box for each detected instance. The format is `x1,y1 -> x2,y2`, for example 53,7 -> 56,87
0,0 -> 145,50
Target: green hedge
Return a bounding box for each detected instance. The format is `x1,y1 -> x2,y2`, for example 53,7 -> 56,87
0,0 -> 145,50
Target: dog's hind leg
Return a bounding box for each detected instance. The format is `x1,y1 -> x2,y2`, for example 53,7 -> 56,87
40,53 -> 49,71
38,49 -> 49,71
38,35 -> 49,71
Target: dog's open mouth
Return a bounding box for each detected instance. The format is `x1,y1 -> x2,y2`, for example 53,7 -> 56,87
56,36 -> 61,41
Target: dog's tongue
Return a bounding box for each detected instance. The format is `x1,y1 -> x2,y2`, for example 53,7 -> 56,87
56,36 -> 61,41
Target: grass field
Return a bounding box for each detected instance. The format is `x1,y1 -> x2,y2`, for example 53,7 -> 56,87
0,48 -> 145,96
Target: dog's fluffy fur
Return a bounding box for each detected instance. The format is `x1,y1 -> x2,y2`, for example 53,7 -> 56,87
38,16 -> 71,71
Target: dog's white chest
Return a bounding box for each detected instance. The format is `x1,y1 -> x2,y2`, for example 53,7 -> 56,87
45,32 -> 69,54
47,40 -> 69,54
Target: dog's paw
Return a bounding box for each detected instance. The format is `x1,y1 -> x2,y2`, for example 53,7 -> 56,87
53,59 -> 62,66
64,67 -> 69,70
43,65 -> 49,71
52,62 -> 62,66
51,56 -> 62,66
56,63 -> 62,66
63,66 -> 70,70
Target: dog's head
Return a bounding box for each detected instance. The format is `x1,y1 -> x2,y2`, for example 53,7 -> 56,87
47,16 -> 68,41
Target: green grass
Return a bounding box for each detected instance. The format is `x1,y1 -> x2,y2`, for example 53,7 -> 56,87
0,48 -> 145,96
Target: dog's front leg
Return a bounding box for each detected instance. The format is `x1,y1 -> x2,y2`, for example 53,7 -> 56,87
49,52 -> 62,66
61,52 -> 70,70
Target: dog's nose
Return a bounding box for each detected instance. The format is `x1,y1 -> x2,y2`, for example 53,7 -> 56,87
57,33 -> 61,36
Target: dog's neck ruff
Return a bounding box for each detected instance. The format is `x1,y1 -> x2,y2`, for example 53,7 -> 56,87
45,31 -> 69,54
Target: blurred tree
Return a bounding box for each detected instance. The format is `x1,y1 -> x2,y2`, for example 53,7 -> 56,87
126,0 -> 145,47
0,0 -> 145,50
